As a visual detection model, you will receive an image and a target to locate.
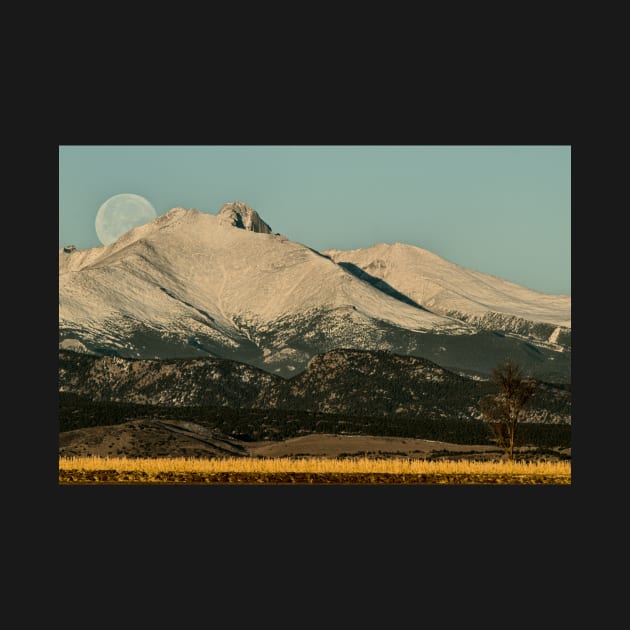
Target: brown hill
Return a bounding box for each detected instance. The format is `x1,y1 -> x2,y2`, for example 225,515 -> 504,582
59,422 -> 570,462
59,419 -> 248,459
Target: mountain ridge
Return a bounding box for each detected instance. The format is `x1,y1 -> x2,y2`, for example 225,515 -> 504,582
59,205 -> 571,382
324,242 -> 570,343
59,347 -> 571,426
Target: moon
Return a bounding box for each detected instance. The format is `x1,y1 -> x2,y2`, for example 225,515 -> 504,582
95,193 -> 157,245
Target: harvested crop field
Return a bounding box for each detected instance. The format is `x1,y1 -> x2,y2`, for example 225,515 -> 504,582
59,456 -> 571,485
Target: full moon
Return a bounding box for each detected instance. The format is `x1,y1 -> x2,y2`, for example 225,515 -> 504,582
95,193 -> 157,245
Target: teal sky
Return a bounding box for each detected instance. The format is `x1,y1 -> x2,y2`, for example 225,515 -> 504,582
59,145 -> 571,295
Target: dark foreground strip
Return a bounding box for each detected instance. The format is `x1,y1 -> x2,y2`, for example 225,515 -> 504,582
59,470 -> 571,485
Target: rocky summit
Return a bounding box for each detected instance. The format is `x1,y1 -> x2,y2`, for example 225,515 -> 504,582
217,201 -> 274,234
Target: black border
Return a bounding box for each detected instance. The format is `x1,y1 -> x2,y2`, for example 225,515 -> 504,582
45,79 -> 582,601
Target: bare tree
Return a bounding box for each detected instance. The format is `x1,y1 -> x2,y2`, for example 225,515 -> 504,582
479,360 -> 536,461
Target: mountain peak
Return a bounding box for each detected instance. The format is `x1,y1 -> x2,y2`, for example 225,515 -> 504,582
217,201 -> 273,234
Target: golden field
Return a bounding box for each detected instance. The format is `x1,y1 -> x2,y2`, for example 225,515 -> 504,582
59,456 -> 571,484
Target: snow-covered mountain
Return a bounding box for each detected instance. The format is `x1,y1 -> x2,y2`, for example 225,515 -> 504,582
323,243 -> 571,350
59,203 -> 571,382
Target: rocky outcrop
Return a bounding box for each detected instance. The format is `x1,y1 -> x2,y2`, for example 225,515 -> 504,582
217,201 -> 273,234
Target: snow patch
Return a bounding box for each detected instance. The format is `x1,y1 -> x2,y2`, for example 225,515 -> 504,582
59,338 -> 90,353
549,326 -> 561,344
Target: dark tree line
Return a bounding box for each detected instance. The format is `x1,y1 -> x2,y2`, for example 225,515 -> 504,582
59,391 -> 570,448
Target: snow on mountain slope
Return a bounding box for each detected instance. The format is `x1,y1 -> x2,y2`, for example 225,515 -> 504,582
61,208 -> 461,330
60,208 -> 468,374
59,206 -> 571,382
323,242 -> 571,348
